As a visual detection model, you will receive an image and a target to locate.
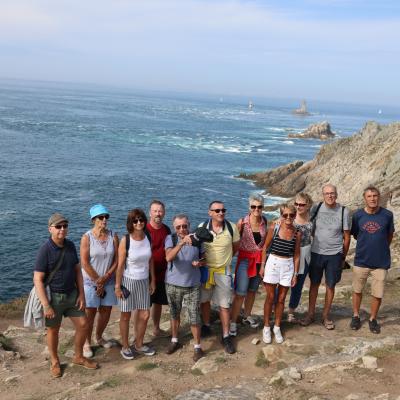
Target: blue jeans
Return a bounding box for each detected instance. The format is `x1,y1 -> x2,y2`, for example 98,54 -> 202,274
234,258 -> 261,296
288,260 -> 310,310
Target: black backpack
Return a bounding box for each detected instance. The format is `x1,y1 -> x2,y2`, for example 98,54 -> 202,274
168,232 -> 202,271
201,219 -> 235,239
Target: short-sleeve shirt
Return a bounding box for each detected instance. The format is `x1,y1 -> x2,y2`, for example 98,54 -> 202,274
311,203 -> 350,255
146,223 -> 170,283
34,238 -> 79,294
351,207 -> 395,269
164,235 -> 203,287
200,220 -> 240,273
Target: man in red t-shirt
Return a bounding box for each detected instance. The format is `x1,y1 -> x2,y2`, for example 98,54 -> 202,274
147,200 -> 171,336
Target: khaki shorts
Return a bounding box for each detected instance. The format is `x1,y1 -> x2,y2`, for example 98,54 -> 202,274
352,266 -> 387,299
200,273 -> 232,309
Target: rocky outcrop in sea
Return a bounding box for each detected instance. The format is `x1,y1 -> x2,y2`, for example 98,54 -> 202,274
288,121 -> 335,140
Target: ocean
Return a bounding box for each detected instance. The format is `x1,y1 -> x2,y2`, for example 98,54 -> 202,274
0,79 -> 398,302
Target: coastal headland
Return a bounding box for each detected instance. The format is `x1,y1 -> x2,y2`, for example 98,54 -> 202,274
1,122 -> 400,399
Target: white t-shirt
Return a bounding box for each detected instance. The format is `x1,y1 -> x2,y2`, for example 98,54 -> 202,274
124,236 -> 151,280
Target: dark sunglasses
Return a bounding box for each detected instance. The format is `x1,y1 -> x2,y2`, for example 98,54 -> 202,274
53,223 -> 68,230
175,224 -> 188,230
282,213 -> 296,219
294,202 -> 306,207
211,208 -> 226,214
133,218 -> 145,224
250,205 -> 263,210
97,215 -> 109,220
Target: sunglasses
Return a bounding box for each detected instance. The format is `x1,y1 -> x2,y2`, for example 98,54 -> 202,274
294,202 -> 306,207
175,224 -> 188,230
250,205 -> 263,210
97,215 -> 109,220
282,213 -> 296,219
211,208 -> 226,214
53,223 -> 68,230
133,218 -> 145,224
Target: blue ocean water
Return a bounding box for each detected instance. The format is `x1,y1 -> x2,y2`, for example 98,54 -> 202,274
0,79 -> 398,302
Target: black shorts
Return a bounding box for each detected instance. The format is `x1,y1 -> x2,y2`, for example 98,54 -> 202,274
150,281 -> 168,305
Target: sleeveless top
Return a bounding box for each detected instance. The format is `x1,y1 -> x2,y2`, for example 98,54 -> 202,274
270,227 -> 297,257
239,214 -> 267,252
125,236 -> 152,280
82,230 -> 115,286
294,221 -> 312,247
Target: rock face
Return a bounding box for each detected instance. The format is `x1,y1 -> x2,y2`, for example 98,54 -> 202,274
289,121 -> 335,140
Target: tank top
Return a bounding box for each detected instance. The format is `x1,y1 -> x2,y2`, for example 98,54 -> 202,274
82,230 -> 115,286
124,236 -> 152,280
239,214 -> 267,252
270,228 -> 297,257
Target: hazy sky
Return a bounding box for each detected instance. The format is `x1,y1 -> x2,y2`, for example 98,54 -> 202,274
1,0 -> 399,105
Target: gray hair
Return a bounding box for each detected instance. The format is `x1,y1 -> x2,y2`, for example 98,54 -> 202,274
322,183 -> 337,195
172,214 -> 189,224
363,185 -> 380,197
248,193 -> 264,206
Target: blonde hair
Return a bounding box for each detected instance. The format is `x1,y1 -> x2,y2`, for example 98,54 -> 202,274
279,203 -> 296,214
295,192 -> 313,206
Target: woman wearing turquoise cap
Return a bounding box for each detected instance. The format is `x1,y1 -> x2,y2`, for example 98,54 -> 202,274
80,204 -> 119,358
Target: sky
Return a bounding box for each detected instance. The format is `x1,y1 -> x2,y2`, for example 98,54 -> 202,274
0,0 -> 400,105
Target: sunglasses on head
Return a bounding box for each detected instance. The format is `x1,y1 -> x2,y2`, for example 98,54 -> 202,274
175,224 -> 188,230
97,215 -> 109,220
250,205 -> 263,210
282,213 -> 296,219
53,223 -> 68,230
211,208 -> 226,214
294,202 -> 306,207
133,218 -> 145,224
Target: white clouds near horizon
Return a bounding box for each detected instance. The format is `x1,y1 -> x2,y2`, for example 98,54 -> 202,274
0,0 -> 399,105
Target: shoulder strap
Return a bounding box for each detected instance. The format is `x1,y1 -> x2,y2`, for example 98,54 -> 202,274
45,246 -> 67,286
144,229 -> 152,245
125,233 -> 130,253
239,217 -> 245,237
341,206 -> 345,233
310,202 -> 323,222
171,233 -> 178,247
225,220 -> 234,238
163,224 -> 171,235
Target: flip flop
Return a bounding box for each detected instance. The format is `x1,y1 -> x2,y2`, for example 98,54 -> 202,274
300,315 -> 315,326
322,319 -> 335,330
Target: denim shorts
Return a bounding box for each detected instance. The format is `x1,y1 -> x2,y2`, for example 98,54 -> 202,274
309,252 -> 343,288
234,258 -> 261,296
84,281 -> 117,308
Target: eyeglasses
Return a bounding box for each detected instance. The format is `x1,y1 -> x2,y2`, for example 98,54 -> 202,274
281,213 -> 296,219
211,208 -> 226,214
294,202 -> 306,207
132,218 -> 145,224
323,192 -> 336,196
250,205 -> 263,210
97,215 -> 109,220
175,224 -> 188,230
53,223 -> 68,230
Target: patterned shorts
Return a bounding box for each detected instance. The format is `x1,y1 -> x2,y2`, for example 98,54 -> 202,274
118,276 -> 150,312
166,283 -> 201,325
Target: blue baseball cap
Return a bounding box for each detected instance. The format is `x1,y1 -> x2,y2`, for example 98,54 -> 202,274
90,204 -> 110,219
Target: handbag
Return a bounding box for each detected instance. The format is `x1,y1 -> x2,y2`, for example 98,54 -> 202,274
23,247 -> 66,328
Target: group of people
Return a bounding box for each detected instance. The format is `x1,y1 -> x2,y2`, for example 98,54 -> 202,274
32,185 -> 394,378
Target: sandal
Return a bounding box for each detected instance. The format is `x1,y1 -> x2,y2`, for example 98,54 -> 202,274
322,319 -> 335,330
72,357 -> 99,370
50,362 -> 62,378
300,315 -> 315,326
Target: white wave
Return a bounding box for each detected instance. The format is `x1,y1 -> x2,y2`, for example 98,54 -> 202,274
256,149 -> 269,153
268,127 -> 285,132
311,145 -> 321,148
283,140 -> 294,145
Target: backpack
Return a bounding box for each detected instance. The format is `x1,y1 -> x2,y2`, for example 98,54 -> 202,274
168,232 -> 202,271
311,202 -> 345,236
239,215 -> 268,237
125,229 -> 152,254
201,219 -> 235,239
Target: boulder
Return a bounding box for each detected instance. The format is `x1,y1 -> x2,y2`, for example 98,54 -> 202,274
289,121 -> 335,140
362,355 -> 378,369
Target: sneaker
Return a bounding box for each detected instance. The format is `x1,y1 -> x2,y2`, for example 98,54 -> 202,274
229,322 -> 237,337
96,337 -> 113,349
369,319 -> 381,334
120,347 -> 135,360
221,336 -> 236,354
166,341 -> 182,355
350,316 -> 361,330
193,347 -> 205,362
201,324 -> 212,338
273,326 -> 284,344
134,345 -> 156,356
83,344 -> 93,358
262,326 -> 271,344
242,316 -> 259,328
287,313 -> 296,323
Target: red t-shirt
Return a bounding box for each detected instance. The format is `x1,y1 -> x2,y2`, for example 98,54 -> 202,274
146,223 -> 170,283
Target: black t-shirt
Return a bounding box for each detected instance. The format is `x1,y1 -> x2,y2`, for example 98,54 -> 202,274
34,238 -> 79,294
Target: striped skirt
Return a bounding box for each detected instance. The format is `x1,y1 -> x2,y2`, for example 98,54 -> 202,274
118,276 -> 150,312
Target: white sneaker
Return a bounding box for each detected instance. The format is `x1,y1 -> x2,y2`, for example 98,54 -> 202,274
262,326 -> 271,344
229,322 -> 237,337
273,326 -> 284,344
83,344 -> 93,358
242,316 -> 260,328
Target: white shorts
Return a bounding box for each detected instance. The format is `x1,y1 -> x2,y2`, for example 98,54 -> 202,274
200,273 -> 232,309
263,254 -> 294,287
